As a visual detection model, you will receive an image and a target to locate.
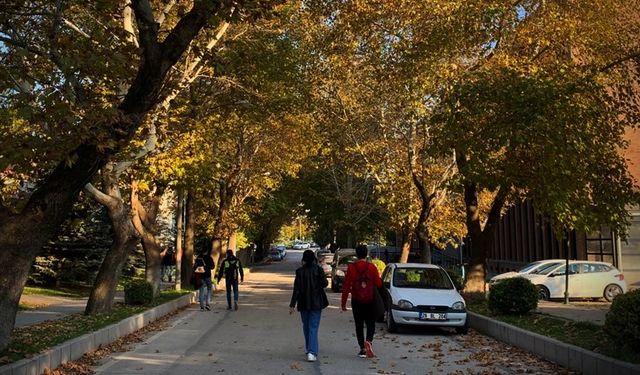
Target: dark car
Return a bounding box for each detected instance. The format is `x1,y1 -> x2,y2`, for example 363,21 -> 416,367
269,250 -> 283,261
330,248 -> 357,292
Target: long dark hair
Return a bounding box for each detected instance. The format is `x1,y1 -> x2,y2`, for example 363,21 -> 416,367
302,249 -> 317,266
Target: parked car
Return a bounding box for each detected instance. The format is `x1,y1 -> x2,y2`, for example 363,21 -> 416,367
381,263 -> 468,334
520,260 -> 627,302
269,250 -> 283,261
330,248 -> 357,292
489,259 -> 566,287
293,241 -> 310,250
274,244 -> 287,259
318,253 -> 334,278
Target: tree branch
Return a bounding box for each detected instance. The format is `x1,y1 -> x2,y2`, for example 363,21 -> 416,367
113,123 -> 158,174
122,0 -> 140,48
131,0 -> 160,62
600,50 -> 640,73
83,182 -> 118,207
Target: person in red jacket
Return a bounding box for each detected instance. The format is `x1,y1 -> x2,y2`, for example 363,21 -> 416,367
341,244 -> 382,358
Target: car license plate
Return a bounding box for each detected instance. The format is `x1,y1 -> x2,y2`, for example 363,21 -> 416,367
419,312 -> 447,321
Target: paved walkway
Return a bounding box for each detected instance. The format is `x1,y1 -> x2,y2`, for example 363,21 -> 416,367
536,300 -> 610,325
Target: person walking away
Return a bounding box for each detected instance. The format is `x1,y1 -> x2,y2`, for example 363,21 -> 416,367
341,244 -> 382,358
217,249 -> 244,310
194,249 -> 214,311
289,250 -> 329,362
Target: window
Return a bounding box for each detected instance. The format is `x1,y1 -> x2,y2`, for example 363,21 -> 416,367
585,227 -> 617,266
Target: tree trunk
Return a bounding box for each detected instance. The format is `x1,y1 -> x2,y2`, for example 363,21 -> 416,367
141,232 -> 164,296
174,187 -> 185,290
399,224 -> 412,263
131,181 -> 165,297
84,171 -> 139,314
461,180 -> 506,293
181,190 -> 195,287
85,202 -> 138,314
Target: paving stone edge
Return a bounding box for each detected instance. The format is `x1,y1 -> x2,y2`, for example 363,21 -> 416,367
467,311 -> 640,375
0,292 -> 197,375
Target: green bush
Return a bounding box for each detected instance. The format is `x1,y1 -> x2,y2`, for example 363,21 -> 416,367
488,277 -> 538,314
124,279 -> 154,305
604,289 -> 640,351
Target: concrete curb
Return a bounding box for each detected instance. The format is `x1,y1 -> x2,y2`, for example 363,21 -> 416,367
468,312 -> 640,375
0,292 -> 196,375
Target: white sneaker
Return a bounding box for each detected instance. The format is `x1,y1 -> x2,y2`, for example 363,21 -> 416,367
307,353 -> 317,362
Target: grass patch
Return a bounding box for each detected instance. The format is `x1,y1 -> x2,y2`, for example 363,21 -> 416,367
0,290 -> 190,364
22,286 -> 89,299
467,300 -> 640,364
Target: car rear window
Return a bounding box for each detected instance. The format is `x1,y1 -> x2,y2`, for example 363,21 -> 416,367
393,268 -> 453,289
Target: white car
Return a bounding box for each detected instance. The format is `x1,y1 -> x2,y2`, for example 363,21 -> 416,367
520,260 -> 627,302
292,242 -> 310,250
489,259 -> 566,286
381,263 -> 468,334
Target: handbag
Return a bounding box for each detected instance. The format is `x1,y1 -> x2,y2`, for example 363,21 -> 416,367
189,272 -> 203,290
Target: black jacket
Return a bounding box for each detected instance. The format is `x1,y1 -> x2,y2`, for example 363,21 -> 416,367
216,255 -> 244,283
290,263 -> 329,311
193,255 -> 214,279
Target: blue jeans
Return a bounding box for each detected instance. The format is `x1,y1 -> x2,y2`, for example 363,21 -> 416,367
199,278 -> 212,308
300,309 -> 322,355
225,278 -> 239,307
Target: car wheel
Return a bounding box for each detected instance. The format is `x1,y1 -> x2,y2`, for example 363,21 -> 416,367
385,305 -> 398,333
331,279 -> 339,293
537,285 -> 550,300
603,284 -> 623,302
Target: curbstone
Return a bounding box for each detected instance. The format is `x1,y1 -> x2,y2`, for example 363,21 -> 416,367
468,312 -> 640,375
0,291 -> 196,375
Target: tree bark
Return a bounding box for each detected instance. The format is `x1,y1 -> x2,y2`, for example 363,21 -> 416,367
174,187 -> 185,290
131,181 -> 165,296
84,172 -> 139,314
0,1 -> 226,349
181,189 -> 195,287
398,224 -> 412,263
461,181 -> 507,293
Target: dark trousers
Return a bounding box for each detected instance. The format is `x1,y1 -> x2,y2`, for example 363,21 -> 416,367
351,299 -> 376,349
225,278 -> 239,307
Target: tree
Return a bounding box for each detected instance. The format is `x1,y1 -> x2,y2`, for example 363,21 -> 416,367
432,1 -> 640,292
0,0 -> 271,350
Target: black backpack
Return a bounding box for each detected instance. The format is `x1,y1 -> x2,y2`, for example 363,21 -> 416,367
225,259 -> 238,280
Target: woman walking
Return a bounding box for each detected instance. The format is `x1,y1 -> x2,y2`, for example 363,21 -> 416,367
289,249 -> 329,362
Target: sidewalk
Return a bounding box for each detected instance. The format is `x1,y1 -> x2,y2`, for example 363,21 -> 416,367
16,295 -> 90,328
535,300 -> 610,325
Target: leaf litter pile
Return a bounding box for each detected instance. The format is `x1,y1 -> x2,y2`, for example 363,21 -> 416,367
369,328 -> 577,375
45,308 -> 183,375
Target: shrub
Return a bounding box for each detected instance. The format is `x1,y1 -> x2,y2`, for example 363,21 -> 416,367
488,277 -> 538,314
370,258 -> 386,275
124,279 -> 154,305
604,289 -> 640,351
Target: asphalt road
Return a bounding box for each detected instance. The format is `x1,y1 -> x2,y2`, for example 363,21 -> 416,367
94,250 -> 571,375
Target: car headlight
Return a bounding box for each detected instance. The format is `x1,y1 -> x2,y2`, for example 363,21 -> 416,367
335,270 -> 344,277
452,301 -> 465,311
397,299 -> 414,309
